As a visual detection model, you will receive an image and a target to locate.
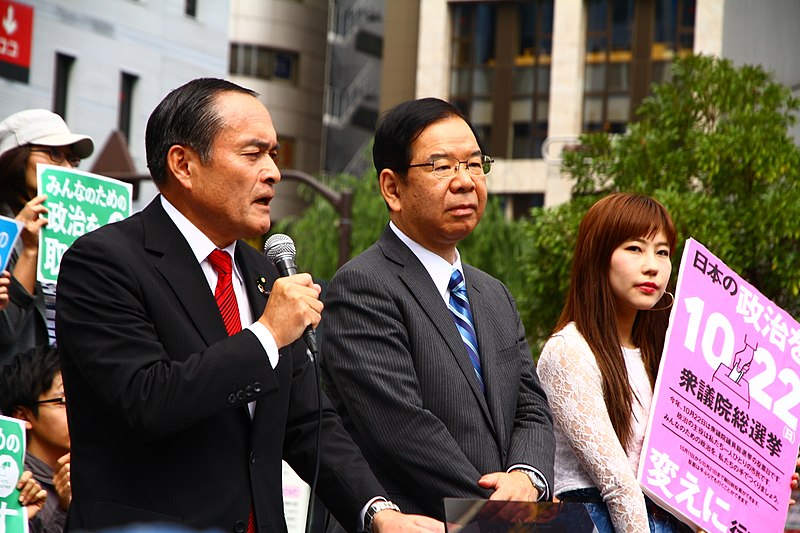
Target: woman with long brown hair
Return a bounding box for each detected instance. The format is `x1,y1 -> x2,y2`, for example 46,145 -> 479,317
537,192 -> 691,532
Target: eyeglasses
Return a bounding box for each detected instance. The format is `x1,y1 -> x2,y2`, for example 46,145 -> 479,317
407,155 -> 494,179
29,146 -> 81,167
36,396 -> 66,406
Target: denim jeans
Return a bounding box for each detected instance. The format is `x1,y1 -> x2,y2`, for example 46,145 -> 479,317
583,501 -> 690,533
561,488 -> 692,533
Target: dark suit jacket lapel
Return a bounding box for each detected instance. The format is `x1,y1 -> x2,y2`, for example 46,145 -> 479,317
141,198 -> 228,346
379,228 -> 493,425
235,245 -> 270,323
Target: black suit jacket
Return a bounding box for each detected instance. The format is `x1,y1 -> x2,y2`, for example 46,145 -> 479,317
320,227 -> 555,519
56,198 -> 383,532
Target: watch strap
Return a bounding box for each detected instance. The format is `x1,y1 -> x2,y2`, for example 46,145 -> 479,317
364,499 -> 401,533
511,468 -> 549,500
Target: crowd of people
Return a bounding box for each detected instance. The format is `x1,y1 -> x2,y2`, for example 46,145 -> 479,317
0,108 -> 89,531
0,78 -> 796,533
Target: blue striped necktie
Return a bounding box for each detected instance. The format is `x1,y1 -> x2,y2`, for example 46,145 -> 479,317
448,268 -> 484,392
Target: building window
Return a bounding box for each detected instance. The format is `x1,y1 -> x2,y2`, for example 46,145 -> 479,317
229,43 -> 299,84
511,1 -> 553,159
449,1 -> 553,160
185,0 -> 197,18
119,72 -> 138,143
53,53 -> 75,119
583,0 -> 695,133
511,192 -> 544,219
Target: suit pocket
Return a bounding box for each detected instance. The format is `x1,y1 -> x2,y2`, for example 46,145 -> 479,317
496,343 -> 524,364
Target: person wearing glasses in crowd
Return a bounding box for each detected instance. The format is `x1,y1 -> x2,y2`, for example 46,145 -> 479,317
319,97 -> 554,525
0,109 -> 94,366
0,345 -> 70,532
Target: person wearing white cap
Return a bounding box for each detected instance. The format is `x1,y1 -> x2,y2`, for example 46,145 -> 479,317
0,109 -> 94,367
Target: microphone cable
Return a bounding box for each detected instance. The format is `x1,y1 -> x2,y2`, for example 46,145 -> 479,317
264,233 -> 322,533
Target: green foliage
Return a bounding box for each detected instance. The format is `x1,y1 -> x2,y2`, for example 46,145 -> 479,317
271,172 -> 388,282
516,195 -> 599,354
556,54 -> 800,322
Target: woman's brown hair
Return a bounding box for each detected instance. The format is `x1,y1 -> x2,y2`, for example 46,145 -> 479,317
555,192 -> 677,450
0,145 -> 33,215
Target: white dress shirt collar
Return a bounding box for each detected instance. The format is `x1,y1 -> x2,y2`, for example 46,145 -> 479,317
388,221 -> 464,304
160,195 -> 239,272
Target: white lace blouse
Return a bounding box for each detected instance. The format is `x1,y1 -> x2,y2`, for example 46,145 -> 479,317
537,322 -> 652,532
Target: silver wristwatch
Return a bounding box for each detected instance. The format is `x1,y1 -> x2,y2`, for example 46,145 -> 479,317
364,499 -> 401,533
513,468 -> 548,500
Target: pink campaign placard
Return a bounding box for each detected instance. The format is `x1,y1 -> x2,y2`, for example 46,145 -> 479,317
639,238 -> 800,532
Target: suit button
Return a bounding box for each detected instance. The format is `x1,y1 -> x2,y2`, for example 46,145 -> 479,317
233,520 -> 245,533
237,389 -> 245,401
227,393 -> 236,404
253,382 -> 262,393
245,385 -> 253,397
250,452 -> 256,464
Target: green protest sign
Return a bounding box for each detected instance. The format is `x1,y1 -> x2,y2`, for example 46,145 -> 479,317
0,415 -> 27,532
36,164 -> 133,284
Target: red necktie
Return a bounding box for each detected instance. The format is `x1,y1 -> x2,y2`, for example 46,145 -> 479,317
208,249 -> 242,335
208,250 -> 254,532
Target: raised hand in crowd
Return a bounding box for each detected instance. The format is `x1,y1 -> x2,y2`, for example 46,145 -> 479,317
0,271 -> 10,310
17,469 -> 47,519
53,452 -> 71,510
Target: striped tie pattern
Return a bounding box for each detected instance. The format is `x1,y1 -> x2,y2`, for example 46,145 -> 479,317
208,249 -> 253,532
207,249 -> 242,336
448,268 -> 484,392
7,247 -> 57,345
42,282 -> 58,345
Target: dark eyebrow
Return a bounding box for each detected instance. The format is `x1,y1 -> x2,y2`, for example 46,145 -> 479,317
425,149 -> 483,160
243,139 -> 279,151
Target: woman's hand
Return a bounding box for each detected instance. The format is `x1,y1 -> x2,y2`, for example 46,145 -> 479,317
15,194 -> 48,251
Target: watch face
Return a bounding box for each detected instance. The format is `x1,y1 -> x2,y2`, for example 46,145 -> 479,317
366,501 -> 399,533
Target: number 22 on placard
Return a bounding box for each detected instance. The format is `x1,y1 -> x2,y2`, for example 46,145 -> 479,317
682,296 -> 800,432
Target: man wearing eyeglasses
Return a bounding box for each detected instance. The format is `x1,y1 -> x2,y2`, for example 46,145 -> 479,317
0,345 -> 71,532
319,98 -> 555,522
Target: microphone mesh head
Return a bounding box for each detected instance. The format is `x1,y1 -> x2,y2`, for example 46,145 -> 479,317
264,233 -> 296,263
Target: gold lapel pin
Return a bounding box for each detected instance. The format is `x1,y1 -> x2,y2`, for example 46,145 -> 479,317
256,276 -> 270,295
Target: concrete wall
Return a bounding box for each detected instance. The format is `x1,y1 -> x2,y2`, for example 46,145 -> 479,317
717,0 -> 800,143
229,0 -> 328,175
228,0 -> 328,220
380,0 -> 420,109
0,0 -> 230,210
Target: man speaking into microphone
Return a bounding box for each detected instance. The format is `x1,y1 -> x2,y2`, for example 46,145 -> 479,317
55,78 -> 442,533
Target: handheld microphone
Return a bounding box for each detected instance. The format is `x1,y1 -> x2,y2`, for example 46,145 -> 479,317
263,233 -> 318,355
266,235 -> 323,532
